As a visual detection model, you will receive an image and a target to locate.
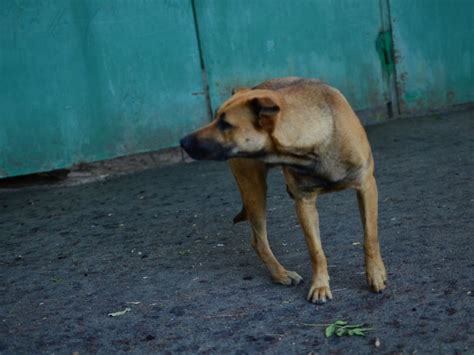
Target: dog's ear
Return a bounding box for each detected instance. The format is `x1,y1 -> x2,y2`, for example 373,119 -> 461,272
232,87 -> 251,95
251,95 -> 281,132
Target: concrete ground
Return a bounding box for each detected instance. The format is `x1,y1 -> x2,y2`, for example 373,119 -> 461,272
0,110 -> 473,354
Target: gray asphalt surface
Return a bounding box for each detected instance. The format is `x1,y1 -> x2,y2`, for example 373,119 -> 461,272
1,110 -> 473,353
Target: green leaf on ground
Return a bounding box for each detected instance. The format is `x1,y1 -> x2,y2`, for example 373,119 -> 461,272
324,320 -> 373,338
325,324 -> 336,337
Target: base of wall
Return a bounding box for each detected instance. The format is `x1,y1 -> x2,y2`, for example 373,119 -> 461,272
1,104 -> 473,189
0,147 -> 191,189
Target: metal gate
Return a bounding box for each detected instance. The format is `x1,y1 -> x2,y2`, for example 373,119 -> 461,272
194,0 -> 474,118
389,0 -> 474,115
194,0 -> 390,123
0,0 -> 209,177
1,0 -> 473,177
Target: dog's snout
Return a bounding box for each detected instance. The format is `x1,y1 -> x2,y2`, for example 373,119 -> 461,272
180,133 -> 210,160
180,133 -> 230,161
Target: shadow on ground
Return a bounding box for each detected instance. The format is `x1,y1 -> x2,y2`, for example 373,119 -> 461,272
1,110 -> 473,353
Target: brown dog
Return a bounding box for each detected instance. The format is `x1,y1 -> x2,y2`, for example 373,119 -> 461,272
180,77 -> 387,303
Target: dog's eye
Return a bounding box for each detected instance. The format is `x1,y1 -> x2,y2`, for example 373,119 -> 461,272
217,119 -> 233,131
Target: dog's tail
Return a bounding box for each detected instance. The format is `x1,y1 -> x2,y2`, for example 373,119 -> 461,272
233,206 -> 248,224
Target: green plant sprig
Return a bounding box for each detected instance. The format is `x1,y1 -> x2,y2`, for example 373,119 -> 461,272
325,320 -> 373,337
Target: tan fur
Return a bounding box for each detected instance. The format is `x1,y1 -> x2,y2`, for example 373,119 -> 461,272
180,77 -> 387,303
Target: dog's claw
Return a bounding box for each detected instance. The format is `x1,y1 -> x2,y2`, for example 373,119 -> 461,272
367,261 -> 387,293
368,277 -> 387,293
273,270 -> 303,286
307,284 -> 332,304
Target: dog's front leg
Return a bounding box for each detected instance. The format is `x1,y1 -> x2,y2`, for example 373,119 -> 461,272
229,159 -> 303,286
249,216 -> 303,286
294,195 -> 332,304
356,175 -> 387,292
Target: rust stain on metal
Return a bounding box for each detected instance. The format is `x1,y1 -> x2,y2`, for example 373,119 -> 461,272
397,71 -> 408,111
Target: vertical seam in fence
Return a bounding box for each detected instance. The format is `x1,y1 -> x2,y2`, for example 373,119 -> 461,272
385,0 -> 401,117
379,0 -> 400,118
191,0 -> 213,121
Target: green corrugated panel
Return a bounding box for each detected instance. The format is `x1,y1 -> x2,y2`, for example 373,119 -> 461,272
390,0 -> 474,114
194,0 -> 388,114
0,0 -> 208,177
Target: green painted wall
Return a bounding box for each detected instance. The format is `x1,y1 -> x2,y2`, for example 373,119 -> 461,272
1,0 -> 473,178
0,0 -> 208,177
194,0 -> 388,115
390,0 -> 474,114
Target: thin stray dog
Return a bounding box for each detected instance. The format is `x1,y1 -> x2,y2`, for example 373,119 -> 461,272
180,77 -> 387,303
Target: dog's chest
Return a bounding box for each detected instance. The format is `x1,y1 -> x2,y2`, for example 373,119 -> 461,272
292,172 -> 341,193
286,161 -> 356,194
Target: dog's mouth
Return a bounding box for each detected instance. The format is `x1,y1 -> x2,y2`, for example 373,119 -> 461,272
180,135 -> 231,161
180,134 -> 270,162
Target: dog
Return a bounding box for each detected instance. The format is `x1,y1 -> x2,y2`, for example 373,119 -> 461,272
180,77 -> 387,303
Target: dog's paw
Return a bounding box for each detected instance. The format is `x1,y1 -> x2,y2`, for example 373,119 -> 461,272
366,262 -> 387,293
307,283 -> 332,304
272,270 -> 303,286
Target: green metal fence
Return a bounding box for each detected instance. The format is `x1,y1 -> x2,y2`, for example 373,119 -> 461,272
1,0 -> 473,178
194,0 -> 388,116
390,0 -> 474,114
0,0 -> 209,177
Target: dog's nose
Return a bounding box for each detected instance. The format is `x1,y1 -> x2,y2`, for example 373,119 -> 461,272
180,134 -> 205,160
180,133 -> 229,161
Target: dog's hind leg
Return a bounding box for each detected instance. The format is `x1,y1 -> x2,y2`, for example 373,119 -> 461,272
356,174 -> 387,292
229,158 -> 303,286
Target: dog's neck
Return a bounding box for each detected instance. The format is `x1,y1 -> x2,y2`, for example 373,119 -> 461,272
265,130 -> 331,172
260,151 -> 320,172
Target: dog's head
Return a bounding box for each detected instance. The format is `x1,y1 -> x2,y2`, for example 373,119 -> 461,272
180,89 -> 283,161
